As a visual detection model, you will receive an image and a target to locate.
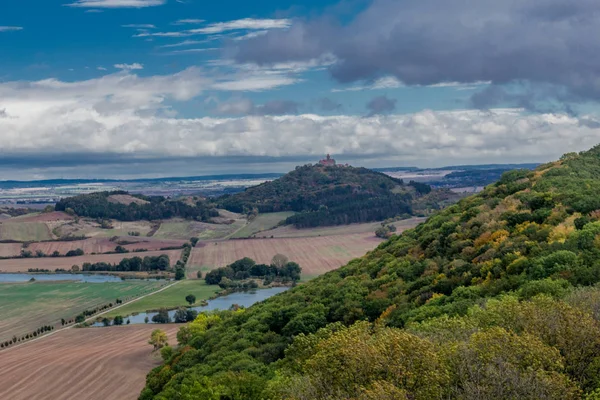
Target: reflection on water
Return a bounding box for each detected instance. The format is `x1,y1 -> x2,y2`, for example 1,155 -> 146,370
0,273 -> 125,283
94,286 -> 290,326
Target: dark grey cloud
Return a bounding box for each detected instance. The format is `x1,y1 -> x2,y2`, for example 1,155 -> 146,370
234,0 -> 600,101
366,95 -> 396,115
0,109 -> 7,118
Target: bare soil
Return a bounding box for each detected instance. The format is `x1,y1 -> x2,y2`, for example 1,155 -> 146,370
0,325 -> 179,400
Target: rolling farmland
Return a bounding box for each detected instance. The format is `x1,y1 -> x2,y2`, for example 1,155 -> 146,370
0,249 -> 182,273
189,233 -> 383,278
0,280 -> 165,343
0,325 -> 179,400
230,211 -> 295,238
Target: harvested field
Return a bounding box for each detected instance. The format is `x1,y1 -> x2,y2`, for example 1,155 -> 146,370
0,325 -> 179,400
0,222 -> 52,241
0,280 -> 166,342
28,237 -> 186,256
0,249 -> 182,272
264,217 -> 425,238
189,233 -> 383,278
0,243 -> 22,257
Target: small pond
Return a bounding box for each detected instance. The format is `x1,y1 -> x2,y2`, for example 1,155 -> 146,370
93,286 -> 289,326
0,273 -> 125,283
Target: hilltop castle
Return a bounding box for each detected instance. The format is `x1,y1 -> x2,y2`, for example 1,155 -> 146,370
319,154 -> 336,166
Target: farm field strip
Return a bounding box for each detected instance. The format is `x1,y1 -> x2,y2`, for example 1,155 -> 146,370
0,280 -> 165,342
230,212 -> 295,239
190,233 -> 383,276
0,222 -> 53,242
0,325 -> 179,400
102,279 -> 220,318
263,217 -> 425,238
28,237 -> 187,255
154,219 -> 246,240
0,249 -> 182,273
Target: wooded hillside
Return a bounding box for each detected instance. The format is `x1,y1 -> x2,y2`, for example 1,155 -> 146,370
141,145 -> 600,399
217,164 -> 449,227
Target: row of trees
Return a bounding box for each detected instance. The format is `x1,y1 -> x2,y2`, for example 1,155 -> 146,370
80,254 -> 171,272
204,255 -> 301,286
1,325 -> 54,349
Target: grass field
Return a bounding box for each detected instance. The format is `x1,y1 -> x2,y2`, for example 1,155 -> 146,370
189,233 -> 384,279
0,325 -> 179,400
0,249 -> 183,273
230,212 -> 295,239
154,219 -> 246,240
0,222 -> 53,241
102,280 -> 220,318
264,217 -> 426,238
0,280 -> 165,342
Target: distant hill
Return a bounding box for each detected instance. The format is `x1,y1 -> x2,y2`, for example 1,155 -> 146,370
216,164 -> 454,228
143,145 -> 600,399
55,191 -> 218,221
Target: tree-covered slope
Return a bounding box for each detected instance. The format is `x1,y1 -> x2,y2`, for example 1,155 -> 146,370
142,146 -> 600,399
55,191 -> 218,221
216,164 -> 451,227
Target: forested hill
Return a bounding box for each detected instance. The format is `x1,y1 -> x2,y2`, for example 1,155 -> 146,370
216,164 -> 451,227
55,191 -> 218,221
143,146 -> 600,399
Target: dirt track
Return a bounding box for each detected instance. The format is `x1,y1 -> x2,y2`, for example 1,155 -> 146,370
0,325 -> 179,400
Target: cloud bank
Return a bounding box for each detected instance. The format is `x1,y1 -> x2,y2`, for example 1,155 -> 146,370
233,0 -> 600,102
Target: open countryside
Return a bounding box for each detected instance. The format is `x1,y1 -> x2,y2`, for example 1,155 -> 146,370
0,249 -> 183,273
0,280 -> 165,343
0,325 -> 179,400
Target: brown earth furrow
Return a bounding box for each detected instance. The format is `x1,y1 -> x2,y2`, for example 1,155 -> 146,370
0,325 -> 178,400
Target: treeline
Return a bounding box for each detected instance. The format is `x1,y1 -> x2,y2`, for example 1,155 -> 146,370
81,254 -> 170,272
285,196 -> 412,228
204,255 -> 301,287
141,145 -> 600,399
216,164 -> 436,228
1,325 -> 54,349
55,191 -> 218,221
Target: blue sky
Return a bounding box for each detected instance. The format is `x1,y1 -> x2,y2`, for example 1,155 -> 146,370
1,0 -> 600,179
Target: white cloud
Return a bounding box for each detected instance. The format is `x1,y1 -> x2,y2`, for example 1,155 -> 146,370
136,18 -> 291,38
0,26 -> 23,32
332,77 -> 490,92
173,19 -> 205,25
0,83 -> 598,167
122,24 -> 156,29
66,0 -> 165,7
97,66 -> 107,71
114,63 -> 144,70
163,48 -> 219,55
158,40 -> 208,48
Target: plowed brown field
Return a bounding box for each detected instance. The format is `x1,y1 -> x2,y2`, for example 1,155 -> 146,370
0,249 -> 182,272
0,325 -> 179,400
189,233 -> 383,277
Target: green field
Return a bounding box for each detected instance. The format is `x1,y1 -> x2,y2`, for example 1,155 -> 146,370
230,212 -> 296,239
0,222 -> 52,241
102,280 -> 220,318
0,280 -> 165,342
154,219 -> 245,240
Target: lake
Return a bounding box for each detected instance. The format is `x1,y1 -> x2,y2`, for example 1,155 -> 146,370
94,286 -> 289,325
